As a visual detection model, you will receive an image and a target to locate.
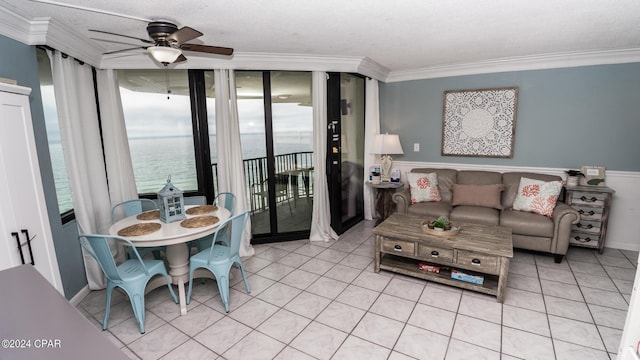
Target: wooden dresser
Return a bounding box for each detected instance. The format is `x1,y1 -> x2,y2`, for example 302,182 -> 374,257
564,185 -> 615,253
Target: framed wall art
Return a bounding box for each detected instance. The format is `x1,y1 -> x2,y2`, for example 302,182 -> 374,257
441,87 -> 518,158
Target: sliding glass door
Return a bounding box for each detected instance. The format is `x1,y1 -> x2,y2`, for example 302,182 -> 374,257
235,71 -> 314,242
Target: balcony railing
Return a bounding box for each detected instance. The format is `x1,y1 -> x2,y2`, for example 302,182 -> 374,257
212,151 -> 313,212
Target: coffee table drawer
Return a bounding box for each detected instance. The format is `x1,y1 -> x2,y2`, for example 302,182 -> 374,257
382,239 -> 415,256
417,245 -> 454,262
457,251 -> 499,274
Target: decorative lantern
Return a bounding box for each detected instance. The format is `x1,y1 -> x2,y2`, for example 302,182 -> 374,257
157,175 -> 186,223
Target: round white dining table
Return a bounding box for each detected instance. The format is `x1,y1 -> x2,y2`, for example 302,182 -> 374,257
108,205 -> 230,315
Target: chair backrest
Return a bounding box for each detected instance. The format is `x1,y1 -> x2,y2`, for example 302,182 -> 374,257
214,192 -> 236,214
111,199 -> 158,224
78,234 -> 147,282
208,212 -> 249,260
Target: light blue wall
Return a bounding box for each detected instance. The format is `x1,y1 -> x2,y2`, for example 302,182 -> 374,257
0,35 -> 85,299
380,63 -> 640,171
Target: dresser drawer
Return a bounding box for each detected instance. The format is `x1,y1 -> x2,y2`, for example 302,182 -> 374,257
573,206 -> 604,221
457,250 -> 500,274
572,220 -> 601,235
569,232 -> 600,247
381,238 -> 415,256
417,244 -> 454,263
570,192 -> 607,207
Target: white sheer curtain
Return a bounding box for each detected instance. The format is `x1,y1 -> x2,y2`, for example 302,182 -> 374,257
309,71 -> 339,242
214,69 -> 254,257
96,70 -> 138,208
48,51 -> 113,289
96,69 -> 137,264
364,78 -> 381,220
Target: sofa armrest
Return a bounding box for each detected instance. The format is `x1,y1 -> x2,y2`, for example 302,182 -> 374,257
392,188 -> 411,214
550,202 -> 581,256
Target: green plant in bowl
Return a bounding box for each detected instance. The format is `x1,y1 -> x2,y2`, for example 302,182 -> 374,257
430,216 -> 451,230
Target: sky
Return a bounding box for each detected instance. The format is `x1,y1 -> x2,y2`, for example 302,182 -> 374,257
41,85 -> 313,142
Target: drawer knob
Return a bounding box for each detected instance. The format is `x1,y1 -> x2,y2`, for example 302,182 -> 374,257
393,245 -> 402,252
430,250 -> 439,257
471,258 -> 481,265
576,223 -> 594,229
580,196 -> 598,202
578,210 -> 595,216
573,236 -> 592,243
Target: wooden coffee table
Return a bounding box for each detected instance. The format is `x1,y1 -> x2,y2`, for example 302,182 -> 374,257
374,213 -> 513,302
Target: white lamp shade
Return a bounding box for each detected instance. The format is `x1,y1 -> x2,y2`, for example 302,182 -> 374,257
370,134 -> 404,155
148,46 -> 182,64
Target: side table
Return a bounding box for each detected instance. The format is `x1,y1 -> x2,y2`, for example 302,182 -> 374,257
369,181 -> 404,225
564,185 -> 615,253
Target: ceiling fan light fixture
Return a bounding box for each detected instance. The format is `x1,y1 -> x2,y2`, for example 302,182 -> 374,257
148,45 -> 182,64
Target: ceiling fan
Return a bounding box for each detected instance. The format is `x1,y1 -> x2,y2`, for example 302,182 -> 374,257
91,21 -> 234,65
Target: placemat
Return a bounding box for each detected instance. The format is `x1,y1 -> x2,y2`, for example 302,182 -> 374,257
181,215 -> 219,228
118,223 -> 161,237
136,210 -> 160,220
186,205 -> 218,215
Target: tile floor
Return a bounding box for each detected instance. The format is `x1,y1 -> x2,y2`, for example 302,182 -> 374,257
77,220 -> 638,360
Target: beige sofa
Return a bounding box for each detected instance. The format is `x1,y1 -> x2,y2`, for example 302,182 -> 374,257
392,168 -> 580,263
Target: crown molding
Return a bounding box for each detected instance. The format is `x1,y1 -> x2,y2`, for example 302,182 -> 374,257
0,7 -> 103,65
0,5 -> 32,42
99,52 -> 391,80
386,48 -> 640,82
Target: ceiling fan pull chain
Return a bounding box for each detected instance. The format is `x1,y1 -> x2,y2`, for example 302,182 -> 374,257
165,69 -> 172,100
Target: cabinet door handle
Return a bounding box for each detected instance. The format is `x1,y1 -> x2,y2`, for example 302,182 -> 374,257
580,196 -> 598,202
471,258 -> 481,266
21,229 -> 35,265
12,232 -> 26,265
393,245 -> 402,252
573,235 -> 592,243
576,223 -> 594,229
430,250 -> 439,257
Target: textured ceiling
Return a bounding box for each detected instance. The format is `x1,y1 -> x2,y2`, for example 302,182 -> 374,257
2,0 -> 640,74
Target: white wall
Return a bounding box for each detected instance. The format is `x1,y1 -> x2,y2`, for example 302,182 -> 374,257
391,161 -> 640,251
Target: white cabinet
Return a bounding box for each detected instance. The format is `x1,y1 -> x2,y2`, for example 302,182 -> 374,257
0,83 -> 63,294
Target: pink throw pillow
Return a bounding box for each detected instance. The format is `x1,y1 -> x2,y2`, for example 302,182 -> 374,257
512,177 -> 563,217
407,172 -> 441,204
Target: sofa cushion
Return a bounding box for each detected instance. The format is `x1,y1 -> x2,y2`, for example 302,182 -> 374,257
450,206 -> 500,226
457,170 -> 502,185
501,209 -> 554,238
407,201 -> 452,218
512,177 -> 563,217
407,172 -> 441,203
451,184 -> 504,209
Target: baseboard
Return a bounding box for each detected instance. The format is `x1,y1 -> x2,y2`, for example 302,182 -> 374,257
69,284 -> 90,306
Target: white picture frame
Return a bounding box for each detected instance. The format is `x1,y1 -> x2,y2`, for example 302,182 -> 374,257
580,166 -> 606,186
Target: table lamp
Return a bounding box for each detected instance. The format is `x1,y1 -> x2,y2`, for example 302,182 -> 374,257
371,133 -> 404,182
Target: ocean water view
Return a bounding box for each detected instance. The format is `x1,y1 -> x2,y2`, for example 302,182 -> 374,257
50,132 -> 313,213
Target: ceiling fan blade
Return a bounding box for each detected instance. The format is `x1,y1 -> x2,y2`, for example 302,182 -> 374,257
180,44 -> 234,56
166,26 -> 202,45
174,54 -> 188,63
103,46 -> 147,55
89,29 -> 154,44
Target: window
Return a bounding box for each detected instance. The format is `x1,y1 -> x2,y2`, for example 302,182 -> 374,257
36,48 -> 73,215
118,69 -> 197,194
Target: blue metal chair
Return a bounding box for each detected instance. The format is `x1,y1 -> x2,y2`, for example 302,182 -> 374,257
194,192 -> 237,252
111,199 -> 165,260
186,211 -> 251,312
78,234 -> 178,333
